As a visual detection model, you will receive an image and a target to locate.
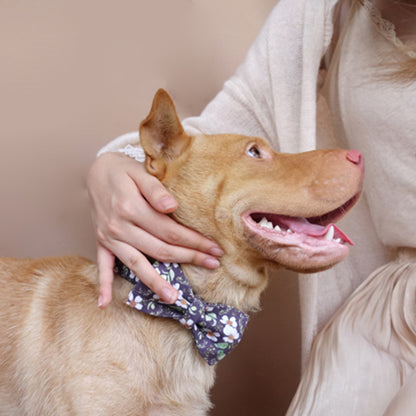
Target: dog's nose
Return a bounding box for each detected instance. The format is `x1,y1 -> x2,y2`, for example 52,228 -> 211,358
346,150 -> 362,165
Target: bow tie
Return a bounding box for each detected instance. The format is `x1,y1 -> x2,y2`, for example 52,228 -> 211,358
115,258 -> 248,366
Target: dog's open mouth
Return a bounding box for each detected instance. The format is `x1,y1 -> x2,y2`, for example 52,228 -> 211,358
250,214 -> 352,243
241,193 -> 360,271
248,193 -> 359,245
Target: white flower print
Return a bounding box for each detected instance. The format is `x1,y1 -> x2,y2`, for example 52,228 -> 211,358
206,330 -> 220,342
223,325 -> 240,343
128,270 -> 139,283
173,283 -> 182,293
173,283 -> 188,309
220,315 -> 237,328
128,292 -> 143,310
179,318 -> 194,329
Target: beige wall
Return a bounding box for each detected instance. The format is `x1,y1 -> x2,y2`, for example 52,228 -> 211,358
0,1 -> 300,414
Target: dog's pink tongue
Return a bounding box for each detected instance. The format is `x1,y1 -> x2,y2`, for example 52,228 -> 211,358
279,217 -> 353,245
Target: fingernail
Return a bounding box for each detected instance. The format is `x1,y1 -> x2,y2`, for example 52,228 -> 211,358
98,295 -> 103,308
160,196 -> 177,212
204,257 -> 220,269
209,247 -> 224,257
161,288 -> 178,304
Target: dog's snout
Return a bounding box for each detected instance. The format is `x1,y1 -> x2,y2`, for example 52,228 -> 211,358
346,150 -> 362,166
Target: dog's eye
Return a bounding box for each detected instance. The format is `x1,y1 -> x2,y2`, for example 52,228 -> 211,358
247,145 -> 262,159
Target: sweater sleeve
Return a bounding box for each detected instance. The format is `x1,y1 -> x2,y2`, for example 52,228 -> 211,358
98,0 -> 338,156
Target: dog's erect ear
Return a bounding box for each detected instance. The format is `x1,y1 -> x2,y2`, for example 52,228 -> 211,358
140,89 -> 191,180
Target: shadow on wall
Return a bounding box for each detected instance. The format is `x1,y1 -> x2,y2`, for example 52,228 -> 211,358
0,1 -> 300,414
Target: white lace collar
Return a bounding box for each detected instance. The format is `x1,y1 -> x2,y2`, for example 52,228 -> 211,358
359,0 -> 416,58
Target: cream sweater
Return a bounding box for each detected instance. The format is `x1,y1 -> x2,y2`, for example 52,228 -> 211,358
99,0 -> 416,366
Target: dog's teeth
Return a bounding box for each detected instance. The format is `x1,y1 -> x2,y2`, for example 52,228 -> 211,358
259,217 -> 273,229
287,229 -> 293,234
259,217 -> 268,227
265,221 -> 273,229
274,224 -> 281,232
334,238 -> 341,243
324,226 -> 335,241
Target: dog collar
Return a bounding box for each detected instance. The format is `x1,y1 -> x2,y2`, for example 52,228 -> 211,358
115,258 -> 248,366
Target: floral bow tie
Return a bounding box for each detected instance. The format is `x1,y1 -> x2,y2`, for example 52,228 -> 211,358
115,258 -> 249,366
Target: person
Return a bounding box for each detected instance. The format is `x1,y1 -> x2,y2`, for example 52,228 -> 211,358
87,0 -> 416,371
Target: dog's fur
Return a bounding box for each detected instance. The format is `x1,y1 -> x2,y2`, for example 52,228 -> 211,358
0,90 -> 363,415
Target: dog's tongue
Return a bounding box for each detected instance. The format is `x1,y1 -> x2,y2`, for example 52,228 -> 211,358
279,217 -> 353,245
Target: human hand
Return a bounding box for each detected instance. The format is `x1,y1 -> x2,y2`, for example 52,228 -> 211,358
86,152 -> 223,308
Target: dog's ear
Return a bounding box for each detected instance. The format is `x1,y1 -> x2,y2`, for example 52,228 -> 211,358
140,89 -> 191,180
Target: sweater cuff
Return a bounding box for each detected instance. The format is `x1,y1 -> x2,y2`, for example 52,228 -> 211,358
116,144 -> 146,163
97,131 -> 140,157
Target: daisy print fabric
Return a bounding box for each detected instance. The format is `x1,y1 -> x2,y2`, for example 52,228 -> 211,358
115,258 -> 249,366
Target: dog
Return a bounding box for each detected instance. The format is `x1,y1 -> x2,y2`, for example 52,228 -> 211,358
0,89 -> 363,415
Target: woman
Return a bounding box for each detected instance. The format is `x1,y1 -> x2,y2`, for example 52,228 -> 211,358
87,0 -> 415,395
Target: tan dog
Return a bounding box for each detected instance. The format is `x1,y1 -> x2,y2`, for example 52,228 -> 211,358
0,89 -> 363,415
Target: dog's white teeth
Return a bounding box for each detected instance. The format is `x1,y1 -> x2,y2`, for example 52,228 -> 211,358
259,217 -> 268,227
287,229 -> 293,234
259,217 -> 273,229
324,226 -> 335,241
258,217 -> 283,232
334,238 -> 341,243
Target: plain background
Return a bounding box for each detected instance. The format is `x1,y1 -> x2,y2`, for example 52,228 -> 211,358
0,1 -> 301,414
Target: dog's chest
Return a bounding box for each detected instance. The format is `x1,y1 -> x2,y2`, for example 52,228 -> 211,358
100,307 -> 216,415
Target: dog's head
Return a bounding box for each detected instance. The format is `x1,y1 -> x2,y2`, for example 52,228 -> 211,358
140,89 -> 363,275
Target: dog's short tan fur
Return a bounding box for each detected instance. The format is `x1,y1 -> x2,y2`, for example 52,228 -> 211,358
0,90 -> 363,415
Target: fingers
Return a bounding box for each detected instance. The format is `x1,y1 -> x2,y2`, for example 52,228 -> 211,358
97,244 -> 115,308
135,171 -> 178,214
103,198 -> 222,268
90,153 -> 222,259
115,241 -> 179,304
137,209 -> 223,260
114,220 -> 221,269
96,242 -> 179,307
127,164 -> 223,259
88,152 -> 223,309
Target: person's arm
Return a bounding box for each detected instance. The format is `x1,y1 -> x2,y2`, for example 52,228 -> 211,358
88,0 -> 336,308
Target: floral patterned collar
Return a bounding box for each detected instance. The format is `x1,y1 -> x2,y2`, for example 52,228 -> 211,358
115,258 -> 249,366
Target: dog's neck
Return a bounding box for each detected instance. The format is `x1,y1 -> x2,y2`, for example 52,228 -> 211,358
181,256 -> 269,314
